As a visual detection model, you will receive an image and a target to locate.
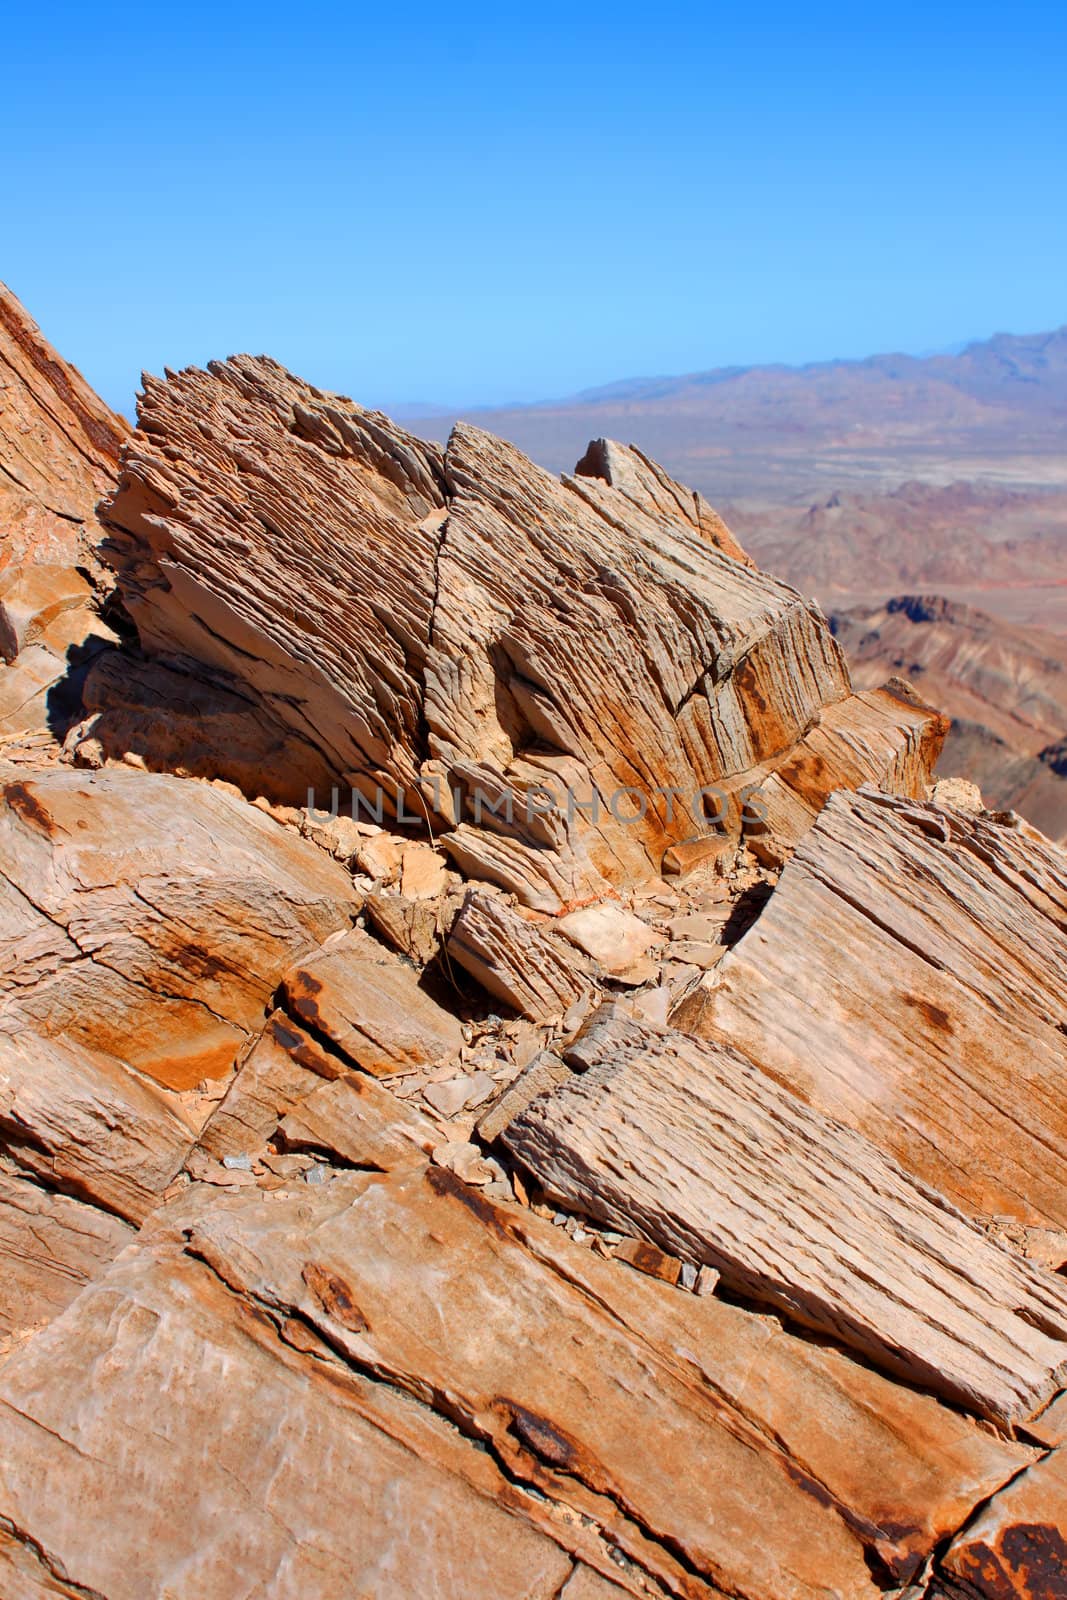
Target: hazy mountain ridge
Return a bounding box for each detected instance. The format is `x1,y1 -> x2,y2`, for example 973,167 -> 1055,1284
830,594 -> 1067,840
408,324 -> 1067,635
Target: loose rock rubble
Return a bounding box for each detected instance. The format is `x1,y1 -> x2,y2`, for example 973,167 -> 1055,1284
0,277 -> 1064,1599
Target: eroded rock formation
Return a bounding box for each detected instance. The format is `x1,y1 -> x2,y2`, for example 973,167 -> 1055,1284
0,287 -> 1063,1599
96,353 -> 945,905
0,279 -> 128,741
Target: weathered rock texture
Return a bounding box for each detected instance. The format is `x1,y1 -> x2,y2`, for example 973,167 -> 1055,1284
0,765 -> 358,1088
0,281 -> 129,739
99,356 -> 945,901
934,1442 -> 1067,1599
0,1147 -> 1036,1599
503,1007 -> 1067,1427
280,925 -> 463,1075
0,280 -> 126,581
0,304 -> 1063,1597
691,787 -> 1067,1229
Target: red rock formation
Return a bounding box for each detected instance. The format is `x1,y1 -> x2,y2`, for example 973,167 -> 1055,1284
831,594 -> 1067,841
0,281 -> 128,740
0,304 -> 1062,1599
98,355 -> 945,905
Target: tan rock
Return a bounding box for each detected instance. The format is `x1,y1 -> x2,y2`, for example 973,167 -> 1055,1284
277,1073 -> 437,1172
175,1164 -> 1031,1592
99,356 -> 939,902
556,901 -> 662,976
280,926 -> 463,1076
0,1242 -> 577,1600
696,787 -> 1067,1228
476,1051 -> 571,1143
0,766 -> 358,1089
934,1442 -> 1067,1598
0,282 -> 129,747
611,1236 -> 682,1285
399,841 -> 450,899
196,1012 -> 341,1163
422,1074 -> 479,1118
0,1164 -> 133,1356
429,1140 -> 499,1185
931,774 -> 985,812
0,1029 -> 197,1223
0,280 -> 126,584
355,830 -> 404,883
66,651 -> 325,800
744,682 -> 948,864
297,807 -> 372,861
661,832 -> 737,877
363,887 -> 442,964
571,435 -> 755,567
447,887 -> 591,1020
503,1007 -> 1067,1426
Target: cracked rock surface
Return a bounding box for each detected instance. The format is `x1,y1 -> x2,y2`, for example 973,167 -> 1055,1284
0,279 -> 1065,1599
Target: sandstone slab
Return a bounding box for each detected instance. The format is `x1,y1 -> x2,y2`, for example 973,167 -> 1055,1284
0,766 -> 358,1088
0,1029 -> 197,1223
934,1443 -> 1067,1599
0,1164 -> 133,1357
503,1007 -> 1067,1426
0,1242 -> 578,1600
178,1161 -> 1034,1593
698,787 -> 1067,1227
447,888 -> 591,1020
281,925 -> 463,1075
0,281 -> 126,578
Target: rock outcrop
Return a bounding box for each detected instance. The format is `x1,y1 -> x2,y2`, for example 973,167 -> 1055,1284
97,355 -> 945,902
0,297 -> 1063,1599
0,765 -> 360,1089
0,280 -> 128,741
685,787 -> 1067,1229
504,1007 -> 1067,1427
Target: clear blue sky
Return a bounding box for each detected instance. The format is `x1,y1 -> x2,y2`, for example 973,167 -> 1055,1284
2,1 -> 1064,414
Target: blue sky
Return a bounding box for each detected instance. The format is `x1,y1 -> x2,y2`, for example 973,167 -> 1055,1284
2,1 -> 1064,413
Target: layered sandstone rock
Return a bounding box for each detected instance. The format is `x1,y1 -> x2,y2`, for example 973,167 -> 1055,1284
0,308 -> 1064,1597
502,1006 -> 1067,1427
685,786 -> 1067,1229
0,1138 -> 1034,1599
934,1442 -> 1067,1598
99,355 -> 945,902
0,765 -> 359,1089
0,281 -> 128,740
0,281 -> 126,580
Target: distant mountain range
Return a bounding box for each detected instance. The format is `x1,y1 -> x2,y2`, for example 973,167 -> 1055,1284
408,326 -> 1067,501
409,326 -> 1067,637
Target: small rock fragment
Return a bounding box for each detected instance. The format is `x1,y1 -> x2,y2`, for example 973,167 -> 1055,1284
431,1141 -> 498,1186
400,844 -> 450,901
423,1077 -> 477,1119
557,901 -> 662,976
930,776 -> 984,813
695,1265 -> 721,1297
355,834 -> 403,883
612,1237 -> 683,1285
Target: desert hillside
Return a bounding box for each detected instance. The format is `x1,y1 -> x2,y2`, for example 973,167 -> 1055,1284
1,280 -> 1066,1597
830,594 -> 1067,841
